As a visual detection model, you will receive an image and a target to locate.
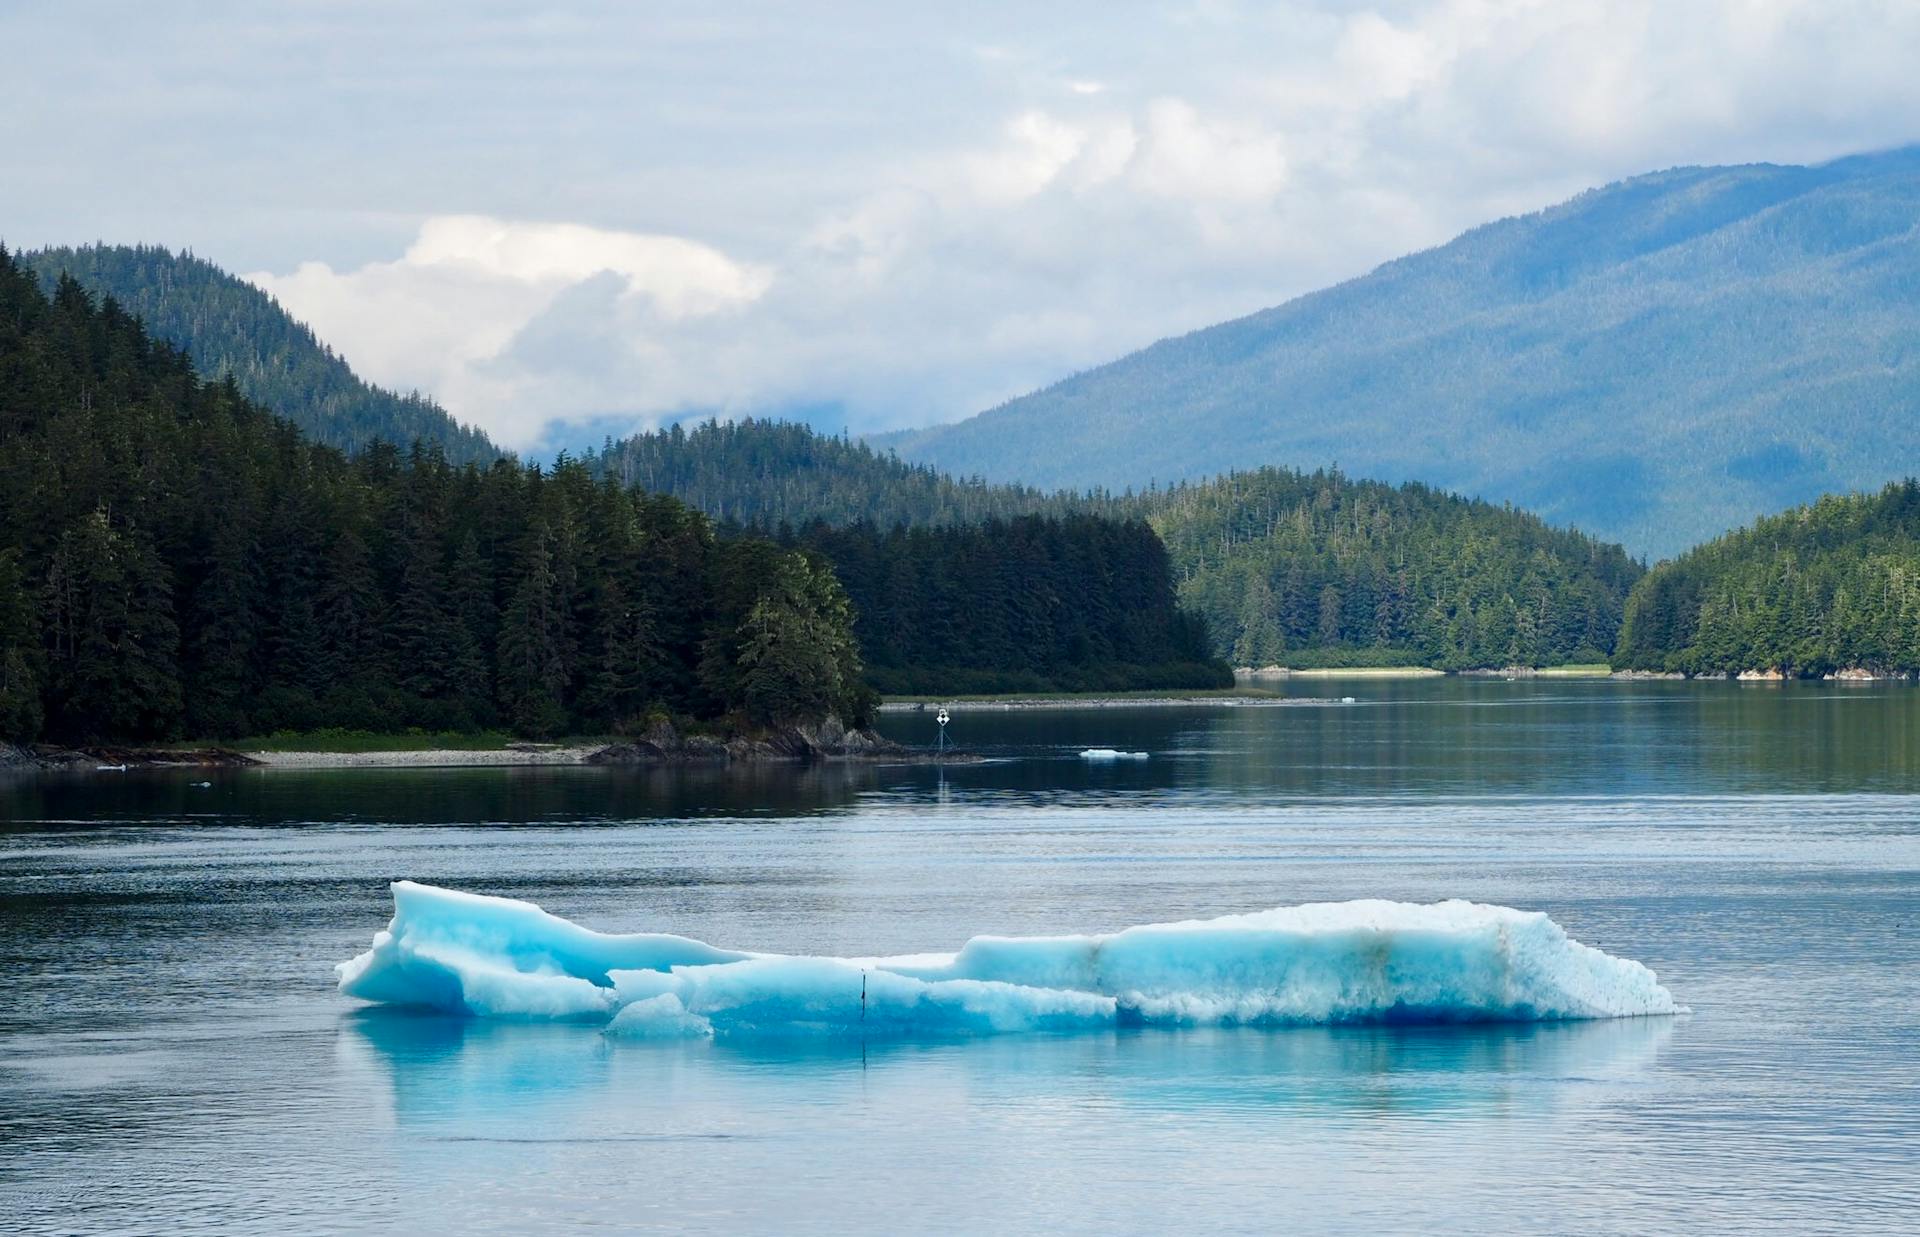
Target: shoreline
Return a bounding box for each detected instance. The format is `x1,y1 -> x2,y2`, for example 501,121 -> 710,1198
878,693 -> 1357,712
246,746 -> 602,769
13,670 -> 1915,770
4,737 -> 983,773
1236,666 -> 1446,680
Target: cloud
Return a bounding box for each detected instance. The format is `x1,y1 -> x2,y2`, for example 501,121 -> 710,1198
144,0 -> 1920,452
1130,99 -> 1287,203
403,216 -> 770,316
247,218 -> 771,444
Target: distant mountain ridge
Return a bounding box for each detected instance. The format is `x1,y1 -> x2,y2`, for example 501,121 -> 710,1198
595,418 -> 1642,669
884,146 -> 1920,558
21,244 -> 499,465
1616,479 -> 1920,676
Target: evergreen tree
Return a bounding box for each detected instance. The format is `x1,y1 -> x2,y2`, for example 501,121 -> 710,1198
446,530 -> 498,726
387,506 -> 463,716
185,494 -> 262,737
39,510 -> 182,741
0,550 -> 43,740
495,526 -> 569,737
1617,480 -> 1920,676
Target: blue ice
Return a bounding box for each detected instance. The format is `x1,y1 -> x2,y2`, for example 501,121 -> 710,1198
337,882 -> 1680,1038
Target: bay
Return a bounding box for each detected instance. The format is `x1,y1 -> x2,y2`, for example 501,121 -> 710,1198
2,679 -> 1917,1232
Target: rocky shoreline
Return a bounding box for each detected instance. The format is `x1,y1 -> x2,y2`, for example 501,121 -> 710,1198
1,743 -> 260,771
4,717 -> 977,774
582,716 -> 976,765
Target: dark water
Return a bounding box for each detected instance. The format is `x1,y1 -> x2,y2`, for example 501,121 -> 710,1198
3,679 -> 1917,1233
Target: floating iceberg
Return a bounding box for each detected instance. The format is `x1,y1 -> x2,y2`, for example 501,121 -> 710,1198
1080,748 -> 1148,761
338,882 -> 1680,1038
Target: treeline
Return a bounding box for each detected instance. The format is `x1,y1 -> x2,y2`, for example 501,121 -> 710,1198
23,244 -> 499,467
1142,468 -> 1642,669
0,249 -> 868,743
787,517 -> 1229,695
596,417 -> 1078,528
1615,480 -> 1920,676
594,419 -> 1645,668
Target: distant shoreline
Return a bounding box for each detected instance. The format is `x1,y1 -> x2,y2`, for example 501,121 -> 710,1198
878,694 -> 1359,713
13,669 -> 1912,771
246,746 -> 601,769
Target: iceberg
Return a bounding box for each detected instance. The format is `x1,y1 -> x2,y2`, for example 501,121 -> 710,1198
338,882 -> 1680,1038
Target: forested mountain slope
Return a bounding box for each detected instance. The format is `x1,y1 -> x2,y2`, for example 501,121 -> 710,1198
885,146 -> 1920,559
594,419 -> 1642,668
1144,469 -> 1641,669
1615,481 -> 1920,676
597,418 -> 1076,527
0,249 -> 866,742
791,517 -> 1226,694
21,244 -> 498,465
595,423 -> 1229,690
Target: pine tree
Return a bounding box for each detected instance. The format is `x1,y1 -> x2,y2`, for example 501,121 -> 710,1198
387,506 -> 461,714
316,524 -> 384,726
185,497 -> 262,737
446,530 -> 497,726
40,510 -> 182,741
0,550 -> 43,740
495,526 -> 569,737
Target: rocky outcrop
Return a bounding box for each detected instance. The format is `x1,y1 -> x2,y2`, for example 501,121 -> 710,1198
586,716 -> 925,766
1,744 -> 260,770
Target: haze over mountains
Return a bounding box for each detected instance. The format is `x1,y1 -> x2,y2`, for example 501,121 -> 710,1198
885,147 -> 1920,559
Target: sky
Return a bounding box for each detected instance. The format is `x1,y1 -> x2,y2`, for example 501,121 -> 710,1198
4,1 -> 1919,451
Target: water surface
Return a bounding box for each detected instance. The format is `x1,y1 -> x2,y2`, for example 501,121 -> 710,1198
3,679 -> 1917,1232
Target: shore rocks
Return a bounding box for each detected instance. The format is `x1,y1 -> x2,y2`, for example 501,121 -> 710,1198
586,716 -> 923,766
0,744 -> 260,770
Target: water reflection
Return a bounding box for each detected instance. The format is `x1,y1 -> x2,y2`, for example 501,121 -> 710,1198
339,1009 -> 1675,1133
8,681 -> 1920,833
875,679 -> 1920,797
0,761 -> 877,832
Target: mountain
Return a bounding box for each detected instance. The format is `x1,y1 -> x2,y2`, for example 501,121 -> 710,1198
1144,468 -> 1639,669
791,517 -> 1228,695
593,419 -> 1642,668
0,251 -> 868,742
884,146 -> 1920,559
20,244 -> 499,465
596,417 -> 1080,527
1615,480 -> 1920,676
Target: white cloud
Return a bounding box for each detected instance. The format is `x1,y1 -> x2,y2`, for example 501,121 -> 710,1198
123,0 -> 1920,452
1129,98 -> 1288,202
247,217 -> 772,444
402,216 -> 771,316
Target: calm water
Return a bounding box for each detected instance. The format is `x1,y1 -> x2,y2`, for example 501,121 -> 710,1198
3,679 -> 1917,1233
